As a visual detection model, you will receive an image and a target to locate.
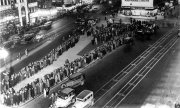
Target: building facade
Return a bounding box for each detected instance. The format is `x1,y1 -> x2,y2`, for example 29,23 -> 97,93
0,0 -> 39,27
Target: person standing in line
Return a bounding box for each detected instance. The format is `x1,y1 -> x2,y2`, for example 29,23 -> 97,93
25,49 -> 28,56
46,87 -> 50,97
17,53 -> 21,60
43,88 -> 46,98
50,92 -> 55,105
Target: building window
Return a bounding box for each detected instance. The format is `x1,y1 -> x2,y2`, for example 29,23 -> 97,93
8,0 -> 10,4
1,0 -> 3,5
4,0 -> 7,5
32,7 -> 34,12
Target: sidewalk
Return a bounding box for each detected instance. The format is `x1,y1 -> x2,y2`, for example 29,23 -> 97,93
0,16 -> 74,69
13,35 -> 93,91
0,40 -> 51,74
13,14 -> 110,91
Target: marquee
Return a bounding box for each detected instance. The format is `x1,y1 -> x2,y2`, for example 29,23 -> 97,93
121,0 -> 154,8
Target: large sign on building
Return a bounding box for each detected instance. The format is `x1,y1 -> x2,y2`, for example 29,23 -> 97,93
121,0 -> 154,8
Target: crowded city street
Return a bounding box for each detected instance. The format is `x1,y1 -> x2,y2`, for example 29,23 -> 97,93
0,0 -> 180,108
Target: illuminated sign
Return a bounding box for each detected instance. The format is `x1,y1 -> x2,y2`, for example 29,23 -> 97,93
121,0 -> 154,8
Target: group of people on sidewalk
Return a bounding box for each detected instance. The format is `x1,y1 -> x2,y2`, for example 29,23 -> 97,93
0,14 -> 160,107
0,31 -> 80,107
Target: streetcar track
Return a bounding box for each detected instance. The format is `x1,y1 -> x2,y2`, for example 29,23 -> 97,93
103,35 -> 178,108
93,26 -> 179,104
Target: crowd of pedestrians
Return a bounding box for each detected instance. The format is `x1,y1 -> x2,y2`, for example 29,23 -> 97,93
0,32 -> 80,106
1,34 -> 80,87
0,14 -> 160,107
0,19 -> 132,107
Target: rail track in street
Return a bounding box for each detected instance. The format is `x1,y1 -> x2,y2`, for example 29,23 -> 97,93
92,25 -> 179,107
102,34 -> 179,108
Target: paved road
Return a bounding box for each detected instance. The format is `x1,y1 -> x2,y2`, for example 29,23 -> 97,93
92,25 -> 179,107
117,32 -> 180,108
20,25 -> 171,108
0,17 -> 76,75
0,16 -> 75,67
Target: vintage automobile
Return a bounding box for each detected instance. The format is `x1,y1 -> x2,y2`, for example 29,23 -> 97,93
72,90 -> 94,108
54,88 -> 76,108
42,21 -> 52,30
20,33 -> 35,44
124,36 -> 134,46
60,72 -> 85,89
35,30 -> 47,42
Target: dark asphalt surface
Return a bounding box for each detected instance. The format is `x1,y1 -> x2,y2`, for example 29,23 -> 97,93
118,33 -> 180,108
0,16 -> 75,66
19,5 -> 180,108
20,26 -> 170,108
0,17 -> 76,77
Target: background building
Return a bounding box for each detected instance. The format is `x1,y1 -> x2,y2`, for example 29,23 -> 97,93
0,0 -> 39,27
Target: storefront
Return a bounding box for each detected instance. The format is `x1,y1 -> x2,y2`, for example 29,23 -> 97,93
120,0 -> 158,18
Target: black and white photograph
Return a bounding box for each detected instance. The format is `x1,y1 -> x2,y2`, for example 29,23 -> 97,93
0,0 -> 180,108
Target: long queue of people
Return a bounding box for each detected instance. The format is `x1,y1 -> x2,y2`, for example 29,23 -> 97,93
0,21 -> 138,107
1,17 -> 158,106
0,32 -> 80,103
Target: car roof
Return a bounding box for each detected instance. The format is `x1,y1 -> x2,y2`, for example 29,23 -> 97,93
58,87 -> 74,96
37,30 -> 46,34
76,90 -> 93,100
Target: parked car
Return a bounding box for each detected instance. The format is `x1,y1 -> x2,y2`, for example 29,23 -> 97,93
2,41 -> 14,49
9,36 -> 21,44
60,72 -> 85,89
21,33 -> 35,44
54,88 -> 76,108
35,30 -> 46,42
72,90 -> 94,108
42,21 -> 52,30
